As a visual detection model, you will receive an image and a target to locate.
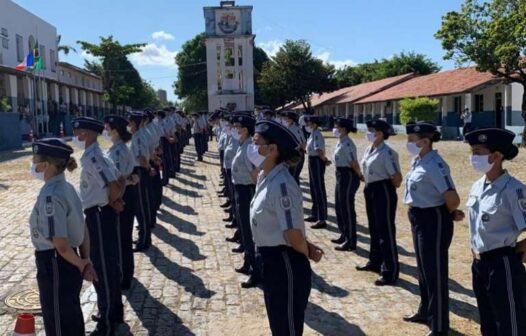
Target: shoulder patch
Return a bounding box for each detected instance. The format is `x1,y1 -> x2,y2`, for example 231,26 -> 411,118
45,195 -> 55,217
519,198 -> 526,213
280,196 -> 292,210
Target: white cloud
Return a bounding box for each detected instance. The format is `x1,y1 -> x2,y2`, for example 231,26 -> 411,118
315,51 -> 356,69
130,43 -> 178,67
151,31 -> 175,41
81,50 -> 98,62
257,40 -> 283,57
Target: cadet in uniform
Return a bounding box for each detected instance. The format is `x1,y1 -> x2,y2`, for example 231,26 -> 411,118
72,117 -> 124,335
403,121 -> 462,336
103,115 -> 138,290
331,117 -> 362,251
249,120 -> 324,336
156,110 -> 173,186
304,115 -> 330,229
356,119 -> 401,285
128,112 -> 152,252
223,116 -> 240,228
230,114 -> 259,288
465,128 -> 526,336
282,111 -> 306,184
192,112 -> 205,161
142,112 -> 161,228
30,138 -> 96,336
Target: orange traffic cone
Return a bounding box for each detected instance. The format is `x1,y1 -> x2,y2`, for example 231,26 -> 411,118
59,122 -> 64,138
28,130 -> 34,143
13,313 -> 35,336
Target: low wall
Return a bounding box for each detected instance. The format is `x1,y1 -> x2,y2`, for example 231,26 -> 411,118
0,112 -> 22,151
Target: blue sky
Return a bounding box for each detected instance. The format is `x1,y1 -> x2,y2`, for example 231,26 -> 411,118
13,0 -> 465,102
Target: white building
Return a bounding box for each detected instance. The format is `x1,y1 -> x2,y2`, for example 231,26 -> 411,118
157,89 -> 168,104
203,1 -> 255,112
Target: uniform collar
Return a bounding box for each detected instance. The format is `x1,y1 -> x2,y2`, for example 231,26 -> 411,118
109,140 -> 123,151
418,150 -> 438,164
240,137 -> 251,146
45,173 -> 65,186
482,170 -> 511,193
82,142 -> 100,159
265,163 -> 286,183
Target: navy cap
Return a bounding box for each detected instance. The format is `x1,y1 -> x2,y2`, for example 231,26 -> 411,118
32,138 -> 73,159
465,128 -> 516,149
366,119 -> 395,135
262,109 -> 276,116
255,120 -> 299,151
232,114 -> 256,129
72,117 -> 104,134
282,110 -> 299,122
335,117 -> 354,131
405,121 -> 437,134
144,110 -> 154,121
304,115 -> 323,125
127,111 -> 144,126
155,110 -> 166,119
103,115 -> 128,129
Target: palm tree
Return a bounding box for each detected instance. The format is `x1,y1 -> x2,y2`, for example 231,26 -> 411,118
57,34 -> 77,56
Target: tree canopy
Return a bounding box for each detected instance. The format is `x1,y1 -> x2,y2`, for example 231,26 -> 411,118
435,0 -> 526,144
399,97 -> 440,125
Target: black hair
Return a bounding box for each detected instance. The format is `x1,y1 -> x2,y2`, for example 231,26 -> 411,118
487,144 -> 519,161
109,123 -> 132,143
260,134 -> 301,167
35,145 -> 77,173
416,131 -> 441,143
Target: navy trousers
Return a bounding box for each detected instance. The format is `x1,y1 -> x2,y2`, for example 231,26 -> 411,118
308,156 -> 327,221
160,137 -> 173,185
335,167 -> 360,246
85,205 -> 123,331
472,247 -> 526,336
409,205 -> 453,333
260,246 -> 312,336
135,167 -> 152,248
234,184 -> 258,277
364,179 -> 399,281
289,154 -> 305,185
119,185 -> 135,289
226,169 -> 238,227
169,140 -> 177,177
36,249 -> 84,336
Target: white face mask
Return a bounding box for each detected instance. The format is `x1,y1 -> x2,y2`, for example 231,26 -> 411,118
366,131 -> 376,143
72,135 -> 86,150
102,129 -> 112,142
470,155 -> 494,173
126,125 -> 133,133
305,126 -> 313,134
231,128 -> 241,141
225,126 -> 232,136
247,144 -> 266,168
406,142 -> 421,156
153,118 -> 159,124
332,128 -> 341,137
281,119 -> 289,127
30,163 -> 45,181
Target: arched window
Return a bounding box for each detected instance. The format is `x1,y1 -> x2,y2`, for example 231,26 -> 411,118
28,35 -> 35,52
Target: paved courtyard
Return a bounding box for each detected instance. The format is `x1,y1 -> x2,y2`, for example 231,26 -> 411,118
0,134 -> 525,336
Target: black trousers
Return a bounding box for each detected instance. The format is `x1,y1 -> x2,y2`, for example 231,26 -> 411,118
135,167 -> 152,247
36,249 -> 84,336
234,184 -> 258,276
226,169 -> 238,227
408,205 -> 453,333
85,205 -> 123,329
364,179 -> 399,281
260,246 -> 312,336
169,140 -> 177,177
335,167 -> 360,246
308,156 -> 327,221
161,137 -> 173,185
119,185 -> 135,288
193,133 -> 204,158
289,154 -> 305,185
219,150 -> 225,178
472,247 -> 526,336
150,162 -> 162,219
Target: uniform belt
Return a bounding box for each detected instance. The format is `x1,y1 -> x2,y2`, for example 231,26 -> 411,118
35,248 -> 79,257
472,246 -> 515,260
366,179 -> 391,186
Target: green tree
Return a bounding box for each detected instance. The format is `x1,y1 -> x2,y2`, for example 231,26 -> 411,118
258,40 -> 336,110
435,0 -> 526,145
57,34 -> 77,56
399,97 -> 440,125
0,98 -> 11,112
77,36 -> 145,112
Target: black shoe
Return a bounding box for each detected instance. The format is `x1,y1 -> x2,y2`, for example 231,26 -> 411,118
232,246 -> 244,253
335,242 -> 356,251
241,276 -> 260,289
226,236 -> 239,243
225,223 -> 237,229
121,283 -> 131,291
304,216 -> 317,222
331,236 -> 346,244
133,244 -> 149,253
91,314 -> 124,324
220,201 -> 231,208
355,264 -> 381,273
425,331 -> 447,336
311,221 -> 327,229
89,325 -> 114,336
223,216 -> 233,222
219,182 -> 225,186
223,207 -> 232,213
374,277 -> 396,286
403,312 -> 428,324
235,263 -> 251,275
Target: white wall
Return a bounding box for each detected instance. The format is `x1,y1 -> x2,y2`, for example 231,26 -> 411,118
0,0 -> 58,80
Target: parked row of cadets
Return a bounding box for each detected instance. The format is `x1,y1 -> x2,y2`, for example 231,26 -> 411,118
28,106 -> 191,336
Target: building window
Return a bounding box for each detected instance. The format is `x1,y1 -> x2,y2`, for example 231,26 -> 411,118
237,45 -> 243,66
238,69 -> 244,90
225,69 -> 234,79
28,35 -> 35,52
224,41 -> 235,66
474,94 -> 484,112
16,35 -> 24,62
49,49 -> 56,72
453,96 -> 462,113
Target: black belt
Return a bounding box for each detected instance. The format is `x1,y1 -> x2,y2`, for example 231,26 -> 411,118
83,205 -> 107,215
472,246 -> 516,261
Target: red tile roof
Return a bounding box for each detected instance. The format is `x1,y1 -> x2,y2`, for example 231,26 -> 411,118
355,67 -> 500,104
292,86 -> 354,110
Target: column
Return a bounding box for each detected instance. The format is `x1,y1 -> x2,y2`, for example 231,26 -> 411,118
392,101 -> 398,125
442,95 -> 448,126
503,83 -> 510,126
7,74 -> 18,113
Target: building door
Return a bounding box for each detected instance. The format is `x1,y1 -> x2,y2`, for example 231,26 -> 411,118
495,92 -> 503,128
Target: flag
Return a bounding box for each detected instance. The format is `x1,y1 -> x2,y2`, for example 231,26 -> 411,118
34,56 -> 43,71
15,52 -> 34,71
